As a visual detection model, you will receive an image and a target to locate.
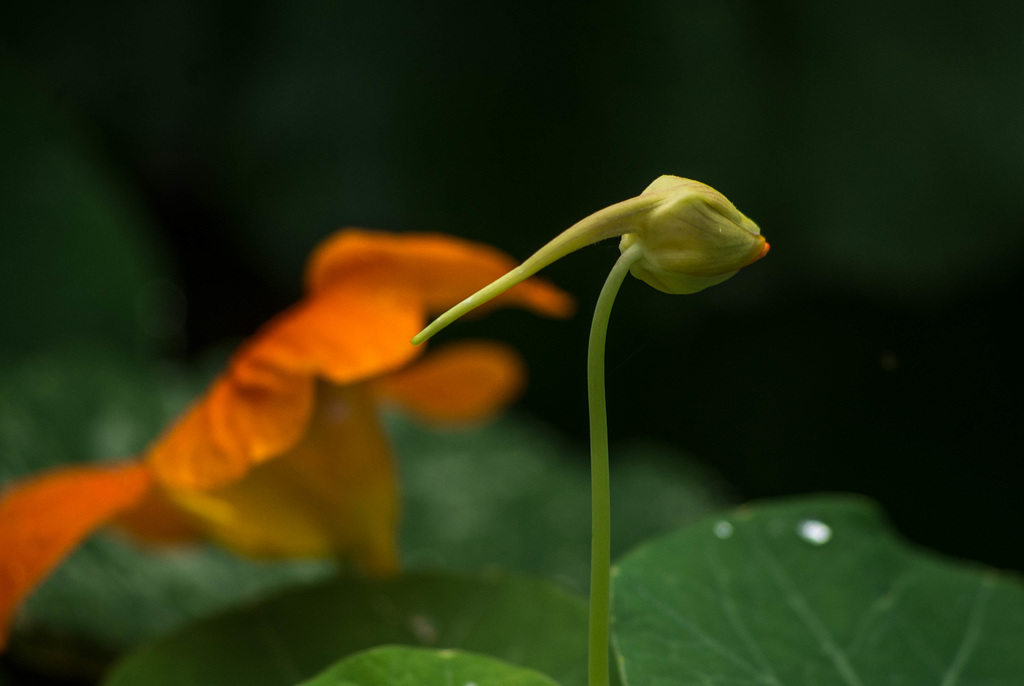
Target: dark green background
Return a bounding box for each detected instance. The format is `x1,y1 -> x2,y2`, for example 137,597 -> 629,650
2,0 -> 1022,605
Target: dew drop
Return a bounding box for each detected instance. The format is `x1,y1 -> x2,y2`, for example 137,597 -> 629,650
797,519 -> 832,545
713,520 -> 734,539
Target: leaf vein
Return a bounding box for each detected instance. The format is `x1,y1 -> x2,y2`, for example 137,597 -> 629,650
629,581 -> 774,682
938,575 -> 993,686
752,537 -> 866,686
708,549 -> 786,686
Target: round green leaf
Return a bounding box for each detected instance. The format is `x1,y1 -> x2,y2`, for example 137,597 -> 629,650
104,570 -> 588,686
300,646 -> 559,686
612,495 -> 1024,685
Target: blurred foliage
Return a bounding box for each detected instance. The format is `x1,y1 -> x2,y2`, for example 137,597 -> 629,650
0,347 -> 194,479
105,572 -> 586,686
394,413 -> 731,594
3,1 -> 1023,299
0,63 -> 173,359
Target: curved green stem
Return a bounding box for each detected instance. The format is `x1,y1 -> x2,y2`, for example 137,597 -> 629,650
412,194 -> 661,345
587,243 -> 643,686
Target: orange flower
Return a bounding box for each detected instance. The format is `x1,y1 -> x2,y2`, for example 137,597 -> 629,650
0,229 -> 572,650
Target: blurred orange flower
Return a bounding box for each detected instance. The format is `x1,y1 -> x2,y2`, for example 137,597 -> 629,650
0,229 -> 572,649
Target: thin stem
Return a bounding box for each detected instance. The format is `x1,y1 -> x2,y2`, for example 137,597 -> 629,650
412,193 -> 662,345
587,243 -> 643,686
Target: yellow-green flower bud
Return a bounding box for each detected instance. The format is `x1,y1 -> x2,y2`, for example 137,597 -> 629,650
618,176 -> 768,294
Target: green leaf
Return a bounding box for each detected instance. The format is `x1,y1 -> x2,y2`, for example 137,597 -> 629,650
299,645 -> 559,686
104,571 -> 587,686
392,414 -> 733,593
612,495 -> 1024,685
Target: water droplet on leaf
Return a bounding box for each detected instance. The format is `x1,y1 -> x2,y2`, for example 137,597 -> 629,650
713,520 -> 734,539
797,519 -> 832,545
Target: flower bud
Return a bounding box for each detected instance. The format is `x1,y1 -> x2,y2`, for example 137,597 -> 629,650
619,176 -> 768,294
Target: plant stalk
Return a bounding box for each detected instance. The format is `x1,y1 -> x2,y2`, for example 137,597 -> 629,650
587,243 -> 643,686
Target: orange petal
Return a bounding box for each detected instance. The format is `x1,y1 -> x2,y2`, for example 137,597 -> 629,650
243,284 -> 425,385
147,373 -> 314,492
306,229 -> 575,319
152,231 -> 562,493
0,462 -> 151,650
166,382 -> 399,576
147,284 -> 423,491
146,398 -> 248,491
114,485 -> 204,545
372,340 -> 526,423
206,368 -> 315,477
